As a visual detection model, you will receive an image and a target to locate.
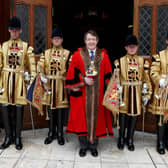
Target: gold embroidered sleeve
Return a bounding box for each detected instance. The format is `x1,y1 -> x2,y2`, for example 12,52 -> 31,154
150,54 -> 161,86
37,52 -> 45,74
143,60 -> 152,100
68,54 -> 72,65
66,53 -> 73,72
27,46 -> 36,83
0,45 -> 3,70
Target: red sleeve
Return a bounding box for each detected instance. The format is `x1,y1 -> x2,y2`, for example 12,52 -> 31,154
103,52 -> 112,84
65,51 -> 84,88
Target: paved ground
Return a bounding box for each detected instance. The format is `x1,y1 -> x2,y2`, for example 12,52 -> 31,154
0,128 -> 168,168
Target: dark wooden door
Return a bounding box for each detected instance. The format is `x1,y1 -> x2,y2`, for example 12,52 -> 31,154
0,0 -> 10,44
13,0 -> 52,54
133,0 -> 168,133
12,0 -> 53,129
134,0 -> 168,56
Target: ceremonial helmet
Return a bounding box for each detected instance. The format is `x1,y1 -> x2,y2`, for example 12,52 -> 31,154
9,16 -> 21,30
125,34 -> 138,46
51,27 -> 63,38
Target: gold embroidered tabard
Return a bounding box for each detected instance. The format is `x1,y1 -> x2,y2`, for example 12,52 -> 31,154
38,47 -> 71,109
148,48 -> 168,122
7,41 -> 22,103
116,54 -> 152,116
0,39 -> 36,105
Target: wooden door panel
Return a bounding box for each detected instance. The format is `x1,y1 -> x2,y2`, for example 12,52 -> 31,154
134,0 -> 168,55
12,0 -> 52,129
14,0 -> 52,52
134,0 -> 168,133
0,0 -> 10,44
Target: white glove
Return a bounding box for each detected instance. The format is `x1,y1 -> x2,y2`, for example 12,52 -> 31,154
71,88 -> 80,91
27,85 -> 30,91
0,87 -> 4,94
159,78 -> 167,87
143,97 -> 148,106
41,75 -> 48,84
117,84 -> 123,93
24,71 -> 30,82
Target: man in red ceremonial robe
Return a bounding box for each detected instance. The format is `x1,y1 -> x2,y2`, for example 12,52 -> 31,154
65,30 -> 114,157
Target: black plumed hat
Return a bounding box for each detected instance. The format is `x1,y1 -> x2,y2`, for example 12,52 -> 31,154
9,16 -> 21,30
125,34 -> 138,46
51,27 -> 63,38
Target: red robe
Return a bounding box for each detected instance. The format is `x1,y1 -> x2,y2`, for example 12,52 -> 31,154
65,47 -> 114,140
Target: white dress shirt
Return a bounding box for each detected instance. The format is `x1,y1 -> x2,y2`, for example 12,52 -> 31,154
88,48 -> 96,58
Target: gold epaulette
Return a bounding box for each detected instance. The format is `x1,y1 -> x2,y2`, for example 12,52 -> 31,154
152,54 -> 160,62
27,46 -> 34,54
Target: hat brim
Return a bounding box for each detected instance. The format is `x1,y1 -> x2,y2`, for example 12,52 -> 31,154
51,35 -> 63,38
125,43 -> 138,46
8,27 -> 21,30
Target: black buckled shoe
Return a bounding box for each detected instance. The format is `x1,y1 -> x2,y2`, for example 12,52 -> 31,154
44,131 -> 57,145
0,136 -> 12,150
44,136 -> 53,145
127,139 -> 135,151
79,148 -> 87,157
90,148 -> 98,157
57,136 -> 65,145
15,137 -> 23,150
157,142 -> 165,155
117,137 -> 125,150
